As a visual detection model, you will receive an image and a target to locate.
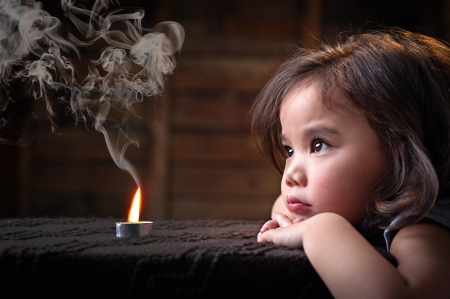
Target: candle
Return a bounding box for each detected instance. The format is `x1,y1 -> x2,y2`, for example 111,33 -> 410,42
116,221 -> 153,238
116,188 -> 153,238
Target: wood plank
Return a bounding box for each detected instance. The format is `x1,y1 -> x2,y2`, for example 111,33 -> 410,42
170,194 -> 276,221
34,127 -> 152,161
171,56 -> 280,91
16,119 -> 34,217
224,17 -> 296,38
180,36 -> 298,55
171,166 -> 281,195
31,93 -> 154,127
170,132 -> 264,163
298,0 -> 323,49
28,191 -> 129,218
146,90 -> 172,220
31,163 -> 142,193
0,144 -> 17,216
171,91 -> 256,131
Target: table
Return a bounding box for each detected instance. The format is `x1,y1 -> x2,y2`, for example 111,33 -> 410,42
0,218 -> 334,298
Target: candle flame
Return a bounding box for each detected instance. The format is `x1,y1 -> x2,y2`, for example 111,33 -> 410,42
127,188 -> 141,222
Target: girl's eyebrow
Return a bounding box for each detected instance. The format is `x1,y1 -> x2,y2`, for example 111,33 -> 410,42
304,125 -> 341,137
280,125 -> 340,142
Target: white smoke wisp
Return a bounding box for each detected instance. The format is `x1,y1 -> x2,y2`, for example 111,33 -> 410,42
0,0 -> 185,188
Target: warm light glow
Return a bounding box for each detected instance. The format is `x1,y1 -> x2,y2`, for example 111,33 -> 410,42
127,188 -> 141,222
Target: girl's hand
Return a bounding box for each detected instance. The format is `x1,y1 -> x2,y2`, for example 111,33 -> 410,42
259,212 -> 294,234
258,212 -> 305,248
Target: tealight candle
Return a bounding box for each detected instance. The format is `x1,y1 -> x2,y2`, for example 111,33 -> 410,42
116,188 -> 153,238
116,221 -> 153,238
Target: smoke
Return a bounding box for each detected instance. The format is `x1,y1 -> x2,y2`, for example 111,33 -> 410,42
0,0 -> 184,187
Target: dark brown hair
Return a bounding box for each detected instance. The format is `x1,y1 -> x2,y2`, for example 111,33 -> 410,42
251,28 -> 450,231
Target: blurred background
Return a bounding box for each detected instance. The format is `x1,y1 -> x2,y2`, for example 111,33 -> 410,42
0,0 -> 448,221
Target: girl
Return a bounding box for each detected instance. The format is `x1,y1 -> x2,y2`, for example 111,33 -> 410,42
252,28 -> 450,298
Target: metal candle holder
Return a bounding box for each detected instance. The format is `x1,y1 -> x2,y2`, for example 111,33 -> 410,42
116,221 -> 153,238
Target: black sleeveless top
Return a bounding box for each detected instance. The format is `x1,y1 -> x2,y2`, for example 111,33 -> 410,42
384,197 -> 450,251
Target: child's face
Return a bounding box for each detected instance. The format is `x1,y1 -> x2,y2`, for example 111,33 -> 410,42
279,84 -> 389,225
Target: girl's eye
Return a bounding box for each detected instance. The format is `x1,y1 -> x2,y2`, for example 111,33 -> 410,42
282,146 -> 294,158
312,139 -> 331,153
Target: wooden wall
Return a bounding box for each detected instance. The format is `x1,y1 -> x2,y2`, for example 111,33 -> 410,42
0,0 -> 448,220
148,0 -> 307,220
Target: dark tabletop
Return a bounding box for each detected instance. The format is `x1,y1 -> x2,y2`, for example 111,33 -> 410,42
0,218 -> 332,299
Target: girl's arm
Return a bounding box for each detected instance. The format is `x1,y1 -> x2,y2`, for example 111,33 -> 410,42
258,212 -> 450,299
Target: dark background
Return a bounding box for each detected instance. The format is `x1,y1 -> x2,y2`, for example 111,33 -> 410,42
0,0 -> 447,221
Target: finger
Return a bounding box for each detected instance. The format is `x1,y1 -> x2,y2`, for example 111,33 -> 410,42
258,227 -> 282,246
260,220 -> 279,233
257,229 -> 273,243
293,218 -> 305,224
257,232 -> 264,242
271,212 -> 294,227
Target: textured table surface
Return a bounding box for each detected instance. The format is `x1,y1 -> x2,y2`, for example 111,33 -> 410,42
0,218 -> 332,299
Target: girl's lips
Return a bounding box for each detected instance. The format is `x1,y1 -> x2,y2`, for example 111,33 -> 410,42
286,195 -> 311,213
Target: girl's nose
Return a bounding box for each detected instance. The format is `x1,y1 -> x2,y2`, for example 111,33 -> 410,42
285,174 -> 307,187
284,160 -> 307,187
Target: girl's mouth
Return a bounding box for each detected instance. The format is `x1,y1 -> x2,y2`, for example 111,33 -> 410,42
286,195 -> 311,213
